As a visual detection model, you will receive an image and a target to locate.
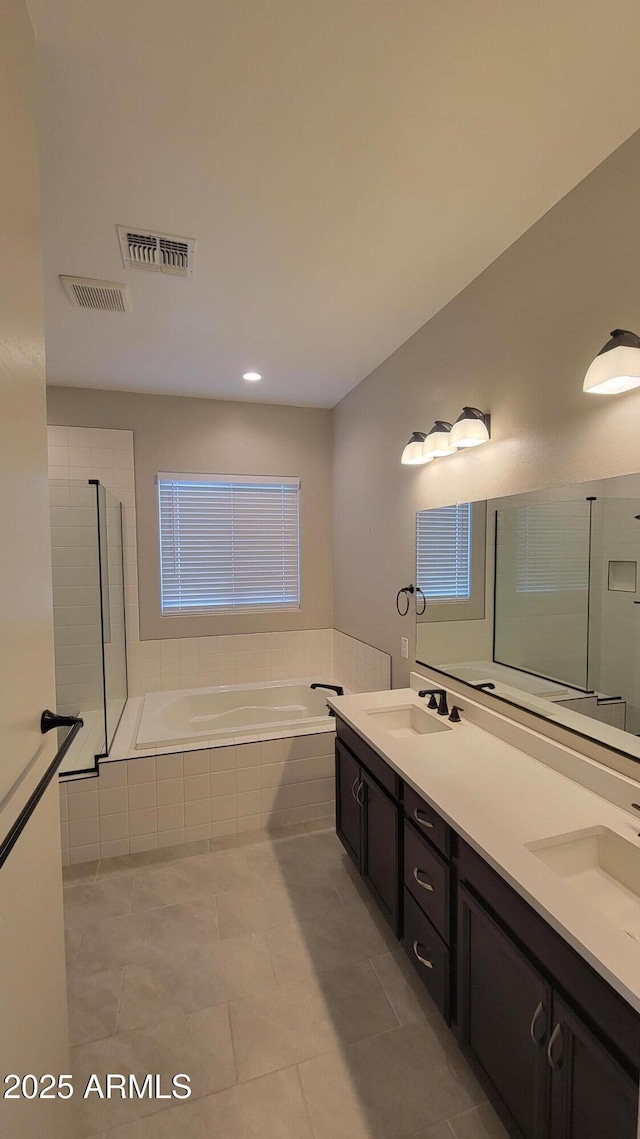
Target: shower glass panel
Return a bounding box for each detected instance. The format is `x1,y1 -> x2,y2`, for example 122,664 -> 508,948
587,498 -> 640,733
49,479 -> 127,774
494,500 -> 591,690
98,485 -> 128,751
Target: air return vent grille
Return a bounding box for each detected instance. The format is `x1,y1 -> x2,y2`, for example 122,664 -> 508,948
117,226 -> 196,277
59,276 -> 132,312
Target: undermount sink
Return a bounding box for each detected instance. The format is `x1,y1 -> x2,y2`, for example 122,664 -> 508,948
364,704 -> 451,739
527,827 -> 640,941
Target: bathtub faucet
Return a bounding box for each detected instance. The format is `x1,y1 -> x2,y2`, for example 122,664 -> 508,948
310,682 -> 344,718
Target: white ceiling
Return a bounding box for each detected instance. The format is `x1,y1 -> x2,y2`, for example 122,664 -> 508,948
28,0 -> 640,407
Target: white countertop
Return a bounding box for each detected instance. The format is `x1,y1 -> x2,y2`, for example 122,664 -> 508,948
327,685 -> 640,1015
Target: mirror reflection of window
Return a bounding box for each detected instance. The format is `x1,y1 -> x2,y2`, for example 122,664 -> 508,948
494,500 -> 590,690
416,501 -> 486,623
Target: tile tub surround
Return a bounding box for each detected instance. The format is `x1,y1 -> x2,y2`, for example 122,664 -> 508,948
62,825 -> 507,1138
60,732 -> 337,865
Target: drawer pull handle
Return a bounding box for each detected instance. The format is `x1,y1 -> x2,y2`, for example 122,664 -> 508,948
547,1023 -> 563,1070
413,867 -> 434,892
356,780 -> 365,807
413,809 -> 434,830
351,776 -> 360,803
529,1001 -> 545,1046
413,940 -> 434,969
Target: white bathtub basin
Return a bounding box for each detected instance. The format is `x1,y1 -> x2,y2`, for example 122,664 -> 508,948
136,679 -> 332,749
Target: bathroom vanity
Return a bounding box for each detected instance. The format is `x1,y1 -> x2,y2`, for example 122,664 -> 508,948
330,685 -> 640,1139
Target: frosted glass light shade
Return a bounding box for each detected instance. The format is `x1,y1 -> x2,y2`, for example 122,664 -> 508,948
423,421 -> 456,458
401,432 -> 432,465
449,407 -> 490,448
583,330 -> 640,395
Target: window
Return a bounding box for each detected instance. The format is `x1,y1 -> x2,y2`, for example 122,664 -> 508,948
158,473 -> 300,615
417,502 -> 472,601
512,502 -> 589,594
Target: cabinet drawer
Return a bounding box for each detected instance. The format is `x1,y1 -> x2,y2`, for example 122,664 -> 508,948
403,784 -> 450,857
336,718 -> 400,800
404,820 -> 450,942
404,889 -> 451,1023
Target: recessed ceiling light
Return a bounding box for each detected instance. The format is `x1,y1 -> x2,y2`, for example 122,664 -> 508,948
243,371 -> 261,382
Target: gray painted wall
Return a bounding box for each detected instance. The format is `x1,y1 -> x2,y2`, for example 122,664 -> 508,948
332,128 -> 640,687
47,388 -> 333,639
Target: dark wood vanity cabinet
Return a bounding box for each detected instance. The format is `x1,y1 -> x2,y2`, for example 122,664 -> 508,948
335,738 -> 362,865
458,843 -> 639,1139
458,884 -> 551,1139
334,720 -> 639,1139
334,723 -> 400,934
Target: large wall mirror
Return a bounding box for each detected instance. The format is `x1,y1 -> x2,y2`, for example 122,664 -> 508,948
415,472 -> 640,765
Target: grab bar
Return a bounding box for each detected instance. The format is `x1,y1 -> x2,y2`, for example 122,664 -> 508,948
0,711 -> 83,870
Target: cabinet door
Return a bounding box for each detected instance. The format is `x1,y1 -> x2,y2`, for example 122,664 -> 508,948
548,996 -> 637,1139
335,740 -> 361,867
361,770 -> 400,934
458,886 -> 551,1139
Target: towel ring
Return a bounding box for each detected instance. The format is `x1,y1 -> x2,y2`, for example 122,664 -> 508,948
416,586 -> 426,616
396,584 -> 414,616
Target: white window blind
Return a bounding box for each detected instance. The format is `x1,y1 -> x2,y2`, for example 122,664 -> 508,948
158,473 -> 300,615
416,503 -> 471,600
513,502 -> 590,594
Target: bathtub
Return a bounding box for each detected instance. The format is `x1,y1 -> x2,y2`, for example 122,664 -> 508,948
135,678 -> 335,750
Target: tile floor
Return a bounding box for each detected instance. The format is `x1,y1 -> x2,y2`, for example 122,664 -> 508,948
63,821 -> 509,1139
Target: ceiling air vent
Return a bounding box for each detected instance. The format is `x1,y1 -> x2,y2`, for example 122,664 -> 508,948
117,226 -> 196,277
59,276 -> 132,312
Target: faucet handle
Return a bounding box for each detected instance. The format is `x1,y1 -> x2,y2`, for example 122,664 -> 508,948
448,706 -> 462,723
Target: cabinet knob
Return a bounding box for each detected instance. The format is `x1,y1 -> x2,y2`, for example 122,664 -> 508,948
412,940 -> 434,969
547,1023 -> 563,1070
413,867 -> 434,892
529,1001 -> 546,1046
413,809 -> 434,830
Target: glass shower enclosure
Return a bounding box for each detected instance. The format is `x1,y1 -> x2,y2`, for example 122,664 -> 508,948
494,495 -> 640,732
49,479 -> 128,775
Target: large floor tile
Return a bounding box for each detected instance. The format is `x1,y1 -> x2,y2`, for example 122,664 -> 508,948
405,1125 -> 453,1139
66,925 -> 84,972
63,860 -> 100,886
329,861 -> 372,907
448,1103 -> 510,1139
229,958 -> 398,1081
298,1020 -> 485,1139
266,901 -> 397,983
248,850 -> 342,899
67,967 -> 124,1046
64,876 -> 134,935
97,840 -> 210,879
370,949 -> 439,1026
216,878 -> 343,939
74,896 -> 219,974
102,1066 -> 313,1138
117,932 -> 274,1030
71,1005 -> 235,1137
129,849 -> 253,912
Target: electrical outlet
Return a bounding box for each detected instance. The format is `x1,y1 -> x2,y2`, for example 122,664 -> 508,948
400,637 -> 409,659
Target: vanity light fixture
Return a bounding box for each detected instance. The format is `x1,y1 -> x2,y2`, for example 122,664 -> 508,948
422,421 -> 457,459
449,407 -> 491,448
583,330 -> 640,395
401,431 -> 432,465
243,371 -> 262,382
